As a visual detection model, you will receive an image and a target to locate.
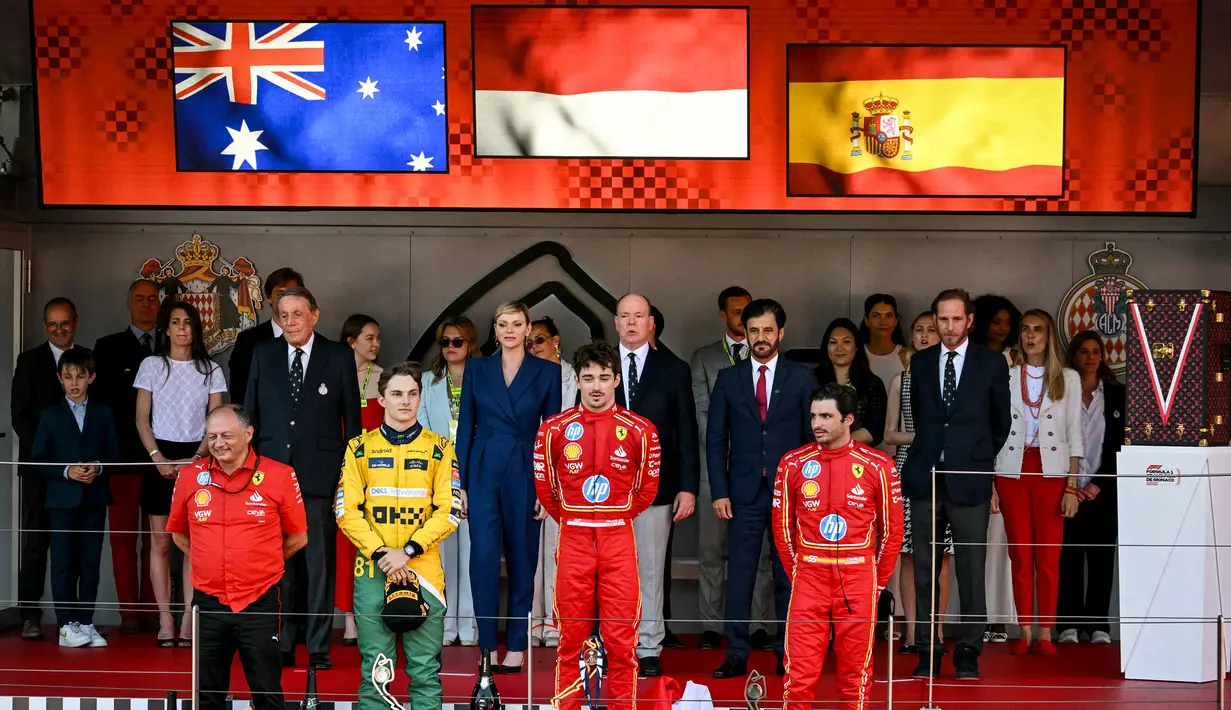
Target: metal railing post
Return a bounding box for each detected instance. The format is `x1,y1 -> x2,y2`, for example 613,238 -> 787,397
921,465 -> 940,710
191,604 -> 200,710
527,611 -> 534,709
886,614 -> 894,710
1219,614 -> 1226,710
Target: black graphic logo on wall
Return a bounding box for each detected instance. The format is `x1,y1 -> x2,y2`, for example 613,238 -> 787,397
409,241 -> 671,361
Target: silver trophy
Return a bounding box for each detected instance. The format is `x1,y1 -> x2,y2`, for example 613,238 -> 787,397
372,652 -> 406,710
744,670 -> 766,710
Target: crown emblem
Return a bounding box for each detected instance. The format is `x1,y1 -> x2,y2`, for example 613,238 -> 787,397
862,93 -> 899,116
177,234 -> 220,270
1088,241 -> 1132,276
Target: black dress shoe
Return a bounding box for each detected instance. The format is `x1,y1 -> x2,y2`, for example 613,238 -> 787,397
281,651 -> 297,668
638,657 -> 662,677
343,637 -> 357,647
662,628 -> 684,649
953,647 -> 980,681
21,620 -> 43,641
699,631 -> 723,650
912,648 -> 943,679
309,653 -> 332,671
749,629 -> 772,651
712,656 -> 747,679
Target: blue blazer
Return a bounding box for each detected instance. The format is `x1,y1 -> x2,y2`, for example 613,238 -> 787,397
706,357 -> 817,505
455,354 -> 561,491
31,399 -> 120,509
418,369 -> 455,440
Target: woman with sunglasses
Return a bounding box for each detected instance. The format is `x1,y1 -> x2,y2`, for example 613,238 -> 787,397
419,316 -> 482,646
526,316 -> 577,648
135,300 -> 226,648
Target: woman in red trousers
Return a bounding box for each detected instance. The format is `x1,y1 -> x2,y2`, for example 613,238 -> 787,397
992,309 -> 1082,656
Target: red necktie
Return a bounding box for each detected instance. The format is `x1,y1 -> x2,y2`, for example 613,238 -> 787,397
756,364 -> 768,423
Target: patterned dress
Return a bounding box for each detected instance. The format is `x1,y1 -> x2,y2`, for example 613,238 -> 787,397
895,370 -> 954,555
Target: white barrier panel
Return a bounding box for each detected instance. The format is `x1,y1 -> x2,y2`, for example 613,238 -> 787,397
1118,445 -> 1231,683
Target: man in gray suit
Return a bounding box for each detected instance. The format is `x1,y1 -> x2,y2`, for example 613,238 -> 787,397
689,286 -> 775,651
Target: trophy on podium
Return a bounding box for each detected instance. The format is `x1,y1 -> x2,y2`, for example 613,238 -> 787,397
302,666 -> 320,710
372,653 -> 406,710
579,635 -> 607,710
471,652 -> 503,710
743,670 -> 766,710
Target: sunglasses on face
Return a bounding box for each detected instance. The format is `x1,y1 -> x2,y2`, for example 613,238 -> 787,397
439,338 -> 467,349
531,336 -> 551,345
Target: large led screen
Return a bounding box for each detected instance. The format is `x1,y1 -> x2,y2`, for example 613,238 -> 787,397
31,0 -> 1199,212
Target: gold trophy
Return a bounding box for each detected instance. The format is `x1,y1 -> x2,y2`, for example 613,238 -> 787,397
743,670 -> 766,710
579,635 -> 606,710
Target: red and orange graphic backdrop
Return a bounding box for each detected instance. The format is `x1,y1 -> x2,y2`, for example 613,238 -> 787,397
31,0 -> 1198,212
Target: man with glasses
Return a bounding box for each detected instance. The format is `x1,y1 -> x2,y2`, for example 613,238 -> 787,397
11,297 -> 83,641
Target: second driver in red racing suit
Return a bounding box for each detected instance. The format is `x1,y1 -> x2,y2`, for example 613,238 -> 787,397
772,383 -> 904,709
534,341 -> 660,710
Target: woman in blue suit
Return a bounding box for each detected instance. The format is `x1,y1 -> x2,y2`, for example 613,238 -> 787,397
456,301 -> 562,672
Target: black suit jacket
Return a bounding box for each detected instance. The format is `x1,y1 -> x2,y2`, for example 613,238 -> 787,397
12,342 -> 86,476
707,356 -> 817,505
1094,380 -> 1126,493
31,399 -> 120,508
902,341 -> 1011,505
615,346 -> 699,506
93,328 -> 154,465
229,321 -> 276,405
244,333 -> 361,498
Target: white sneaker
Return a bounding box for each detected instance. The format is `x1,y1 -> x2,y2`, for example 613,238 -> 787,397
59,623 -> 90,648
82,624 -> 108,648
1092,631 -> 1111,644
1058,629 -> 1080,644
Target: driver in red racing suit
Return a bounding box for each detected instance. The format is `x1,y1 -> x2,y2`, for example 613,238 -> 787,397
533,341 -> 660,710
772,382 -> 904,709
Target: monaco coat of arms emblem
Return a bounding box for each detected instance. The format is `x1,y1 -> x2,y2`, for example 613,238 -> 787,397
1058,242 -> 1148,375
139,234 -> 264,355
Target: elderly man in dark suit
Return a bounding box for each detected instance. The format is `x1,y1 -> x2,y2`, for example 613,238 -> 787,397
11,297 -> 83,641
228,267 -> 303,405
613,293 -> 698,678
902,288 -> 1011,682
706,299 -> 816,679
245,286 -> 361,669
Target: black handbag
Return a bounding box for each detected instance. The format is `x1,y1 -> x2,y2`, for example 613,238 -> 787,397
876,588 -> 896,640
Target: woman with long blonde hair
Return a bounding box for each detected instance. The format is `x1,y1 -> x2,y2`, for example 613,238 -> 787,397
993,308 -> 1082,656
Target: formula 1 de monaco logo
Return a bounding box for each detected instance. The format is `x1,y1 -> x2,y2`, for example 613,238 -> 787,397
1058,242 -> 1148,375
1145,464 -> 1181,486
139,234 -> 264,355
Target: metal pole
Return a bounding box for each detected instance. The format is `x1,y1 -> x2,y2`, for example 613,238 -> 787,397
1219,614 -> 1226,710
922,466 -> 940,710
191,604 -> 200,710
527,611 -> 534,709
886,614 -> 894,710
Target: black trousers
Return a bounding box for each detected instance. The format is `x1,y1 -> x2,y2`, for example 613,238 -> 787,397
48,506 -> 107,627
18,474 -> 50,624
1057,490 -> 1117,635
195,586 -> 284,710
911,492 -> 990,655
279,496 -> 336,656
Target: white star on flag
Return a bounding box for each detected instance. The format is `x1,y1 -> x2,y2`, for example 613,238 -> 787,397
431,100 -> 445,116
407,151 -> 434,171
357,77 -> 379,99
405,27 -> 423,51
221,120 -> 267,170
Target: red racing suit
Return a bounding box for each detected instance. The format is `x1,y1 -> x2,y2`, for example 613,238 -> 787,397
533,403 -> 660,710
771,438 -> 904,710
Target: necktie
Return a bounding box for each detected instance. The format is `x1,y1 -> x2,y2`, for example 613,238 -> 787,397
291,348 -> 305,406
731,343 -> 743,361
627,352 -> 639,402
943,350 -> 958,411
756,364 -> 768,423
140,333 -> 153,353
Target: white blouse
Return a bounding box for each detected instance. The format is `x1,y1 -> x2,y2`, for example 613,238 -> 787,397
134,356 -> 226,442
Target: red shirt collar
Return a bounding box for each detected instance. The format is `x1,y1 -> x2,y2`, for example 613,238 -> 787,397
816,437 -> 857,460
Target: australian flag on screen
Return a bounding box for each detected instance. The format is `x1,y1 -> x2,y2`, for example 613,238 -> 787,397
172,21 -> 447,173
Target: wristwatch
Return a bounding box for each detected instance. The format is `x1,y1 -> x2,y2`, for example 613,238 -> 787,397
402,541 -> 424,559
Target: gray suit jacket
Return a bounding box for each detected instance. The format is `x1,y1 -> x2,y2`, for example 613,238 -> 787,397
418,370 -> 455,440
690,338 -> 738,482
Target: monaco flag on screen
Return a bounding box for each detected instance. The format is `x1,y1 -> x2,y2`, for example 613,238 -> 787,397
472,7 -> 749,159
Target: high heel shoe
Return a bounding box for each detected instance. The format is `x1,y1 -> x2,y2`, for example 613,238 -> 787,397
1008,639 -> 1033,656
1034,640 -> 1058,656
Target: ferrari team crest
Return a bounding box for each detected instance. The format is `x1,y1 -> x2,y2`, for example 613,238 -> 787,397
849,93 -> 914,160
1058,242 -> 1148,375
139,234 -> 264,355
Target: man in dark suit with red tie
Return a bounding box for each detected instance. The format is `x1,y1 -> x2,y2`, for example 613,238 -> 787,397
705,299 -> 817,678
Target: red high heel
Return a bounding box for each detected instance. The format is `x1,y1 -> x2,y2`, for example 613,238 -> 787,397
1034,640 -> 1058,656
1009,638 -> 1033,656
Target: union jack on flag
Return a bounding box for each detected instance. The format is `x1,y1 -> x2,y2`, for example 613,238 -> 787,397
171,21 -> 447,172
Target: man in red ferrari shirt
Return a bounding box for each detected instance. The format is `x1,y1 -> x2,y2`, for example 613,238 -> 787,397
772,383 -> 904,709
533,341 -> 660,710
166,405 -> 307,710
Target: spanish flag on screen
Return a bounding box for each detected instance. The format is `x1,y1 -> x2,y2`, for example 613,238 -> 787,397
787,45 -> 1065,198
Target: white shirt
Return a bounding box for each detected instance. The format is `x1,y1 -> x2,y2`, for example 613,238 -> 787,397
619,341 -> 650,404
938,338 -> 970,396
50,342 -> 67,366
1023,364 -> 1045,446
134,357 -> 227,442
1079,384 -> 1106,487
724,333 -> 747,363
751,354 -> 778,409
272,320 -> 284,338
865,344 -> 904,391
288,333 -> 315,372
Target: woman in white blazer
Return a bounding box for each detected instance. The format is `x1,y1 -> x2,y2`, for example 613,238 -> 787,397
993,308 -> 1082,657
527,316 -> 577,647
419,316 -> 483,646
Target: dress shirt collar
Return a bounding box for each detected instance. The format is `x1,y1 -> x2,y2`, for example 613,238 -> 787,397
751,353 -> 779,375
272,320 -> 284,338
942,338 -> 969,361
619,341 -> 650,366
130,324 -> 156,342
723,333 -> 746,359
66,396 -> 88,410
49,342 -> 67,365
288,332 -> 315,358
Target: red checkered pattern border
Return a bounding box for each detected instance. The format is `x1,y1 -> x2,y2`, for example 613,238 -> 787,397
449,122 -> 495,179
1114,132 -> 1194,212
998,157 -> 1083,213
402,0 -> 437,19
123,32 -> 172,88
164,1 -> 220,19
976,0 -> 1030,23
35,17 -> 88,79
559,160 -> 723,210
95,98 -> 149,150
1046,0 -> 1170,61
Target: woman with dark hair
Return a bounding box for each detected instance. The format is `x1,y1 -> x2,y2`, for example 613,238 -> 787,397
1057,330 -> 1124,645
419,316 -> 482,646
859,294 -> 909,386
815,317 -> 887,447
134,301 -> 226,647
336,314 -> 383,645
972,294 -> 1022,355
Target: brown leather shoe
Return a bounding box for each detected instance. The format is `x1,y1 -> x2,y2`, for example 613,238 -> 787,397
21,620 -> 44,641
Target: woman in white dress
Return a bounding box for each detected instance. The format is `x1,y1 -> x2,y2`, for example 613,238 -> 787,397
527,316 -> 577,647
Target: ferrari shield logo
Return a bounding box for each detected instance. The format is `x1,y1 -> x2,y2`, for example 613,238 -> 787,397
139,234 -> 264,355
852,464 -> 864,479
615,426 -> 628,441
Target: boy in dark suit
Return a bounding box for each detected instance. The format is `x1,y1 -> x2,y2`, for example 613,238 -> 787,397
32,348 -> 120,648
